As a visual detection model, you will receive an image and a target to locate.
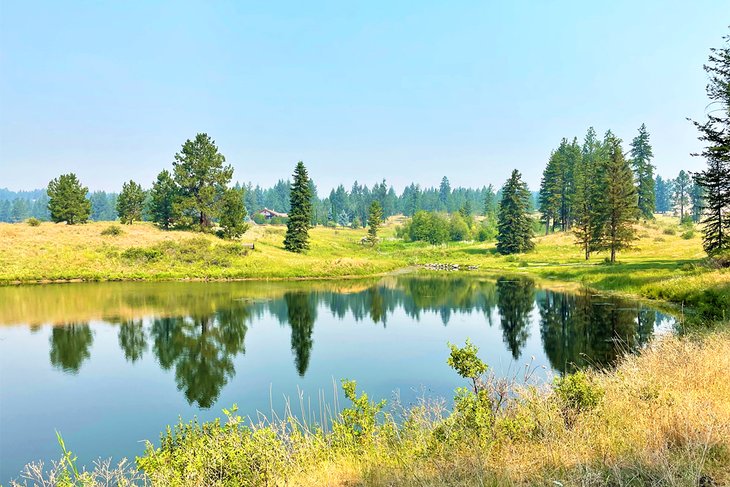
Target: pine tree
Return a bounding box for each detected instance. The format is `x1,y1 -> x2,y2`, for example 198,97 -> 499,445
116,180 -> 145,224
594,134 -> 638,263
654,176 -> 673,213
573,127 -> 601,259
438,176 -> 451,211
538,149 -> 561,234
497,170 -> 534,254
673,170 -> 691,222
690,30 -> 730,254
629,124 -> 656,219
149,170 -> 178,229
47,173 -> 92,224
366,200 -> 383,245
172,133 -> 233,230
218,187 -> 249,239
284,161 -> 313,252
690,179 -> 705,223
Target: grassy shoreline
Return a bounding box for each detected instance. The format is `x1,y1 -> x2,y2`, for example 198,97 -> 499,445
2,216 -> 728,318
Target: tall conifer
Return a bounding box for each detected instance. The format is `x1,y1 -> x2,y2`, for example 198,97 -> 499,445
497,170 -> 534,254
284,161 -> 313,252
629,124 -> 656,219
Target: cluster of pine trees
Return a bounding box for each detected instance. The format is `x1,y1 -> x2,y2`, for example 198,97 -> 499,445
537,126 -> 650,262
654,172 -> 704,223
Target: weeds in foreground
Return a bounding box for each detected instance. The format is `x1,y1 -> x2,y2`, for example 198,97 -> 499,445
13,333 -> 730,486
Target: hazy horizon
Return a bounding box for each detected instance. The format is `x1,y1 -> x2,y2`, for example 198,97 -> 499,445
1,1 -> 727,193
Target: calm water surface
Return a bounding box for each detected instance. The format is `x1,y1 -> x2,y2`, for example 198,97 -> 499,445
0,275 -> 676,482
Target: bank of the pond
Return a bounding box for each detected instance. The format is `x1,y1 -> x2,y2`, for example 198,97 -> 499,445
14,330 -> 730,486
1,216 -> 728,318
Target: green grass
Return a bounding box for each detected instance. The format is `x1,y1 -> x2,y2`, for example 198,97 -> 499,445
1,215 -> 728,316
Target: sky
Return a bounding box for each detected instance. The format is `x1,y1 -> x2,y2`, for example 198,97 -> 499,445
0,1 -> 727,194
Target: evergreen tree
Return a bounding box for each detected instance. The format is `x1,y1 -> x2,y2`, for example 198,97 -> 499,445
116,180 -> 145,224
0,200 -> 11,222
690,179 -> 705,223
284,161 -> 313,252
673,170 -> 691,222
629,124 -> 656,219
483,184 -> 497,219
47,173 -> 92,224
172,133 -> 233,229
654,176 -> 673,213
366,200 -> 383,245
11,198 -> 30,222
690,30 -> 730,254
538,148 -> 561,234
438,176 -> 451,211
497,170 -> 534,254
218,187 -> 249,239
594,134 -> 638,263
573,127 -> 601,259
149,169 -> 178,229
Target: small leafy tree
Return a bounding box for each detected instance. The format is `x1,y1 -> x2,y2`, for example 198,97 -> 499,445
497,170 -> 534,254
47,173 -> 92,224
284,161 -> 313,252
116,180 -> 145,224
447,339 -> 488,394
149,169 -> 178,229
366,200 -> 382,245
218,188 -> 249,239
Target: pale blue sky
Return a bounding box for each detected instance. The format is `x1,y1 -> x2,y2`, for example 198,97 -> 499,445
0,1 -> 727,193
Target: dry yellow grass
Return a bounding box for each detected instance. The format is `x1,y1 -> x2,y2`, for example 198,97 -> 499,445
287,332 -> 730,486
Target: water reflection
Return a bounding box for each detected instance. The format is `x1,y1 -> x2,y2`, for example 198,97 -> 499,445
49,323 -> 93,373
3,276 -> 675,408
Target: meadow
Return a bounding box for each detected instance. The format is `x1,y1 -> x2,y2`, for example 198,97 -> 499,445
1,215 -> 728,318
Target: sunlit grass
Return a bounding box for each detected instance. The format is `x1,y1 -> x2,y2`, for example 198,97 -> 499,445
1,215 -> 727,316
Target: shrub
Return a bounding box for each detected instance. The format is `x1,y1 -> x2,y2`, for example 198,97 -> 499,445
680,215 -> 694,228
476,220 -> 497,242
405,211 -> 450,245
663,227 -> 677,235
121,246 -> 162,262
26,217 -> 41,227
101,225 -> 123,236
681,229 -> 695,240
449,213 -> 471,241
553,371 -> 603,425
447,339 -> 488,393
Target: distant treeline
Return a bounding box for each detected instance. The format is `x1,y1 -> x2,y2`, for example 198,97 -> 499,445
0,178 -> 518,225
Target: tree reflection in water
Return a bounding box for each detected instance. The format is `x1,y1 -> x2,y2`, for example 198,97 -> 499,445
43,276 -> 669,407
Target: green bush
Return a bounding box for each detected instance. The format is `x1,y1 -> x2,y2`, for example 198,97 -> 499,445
663,227 -> 677,235
101,224 -> 123,236
403,211 -> 450,245
449,213 -> 471,241
553,371 -> 603,424
121,246 -> 162,262
476,219 -> 497,242
26,217 -> 41,227
681,229 -> 695,240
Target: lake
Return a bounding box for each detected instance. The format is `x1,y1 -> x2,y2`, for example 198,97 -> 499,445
0,275 -> 676,483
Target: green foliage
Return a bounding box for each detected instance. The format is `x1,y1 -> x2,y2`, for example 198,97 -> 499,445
690,31 -> 730,255
448,213 -> 470,241
682,229 -> 696,240
172,133 -> 233,230
284,161 -> 313,252
26,217 -> 41,227
334,380 -> 387,445
593,133 -> 639,263
447,339 -> 488,393
630,123 -> 656,219
149,169 -> 178,230
351,216 -> 362,229
553,370 -> 603,425
403,211 -> 450,245
138,405 -> 287,486
218,187 -> 249,239
366,200 -> 383,245
673,170 -> 692,223
497,169 -> 534,254
101,224 -> 123,236
116,180 -> 146,224
47,173 -> 92,224
476,219 -> 497,242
